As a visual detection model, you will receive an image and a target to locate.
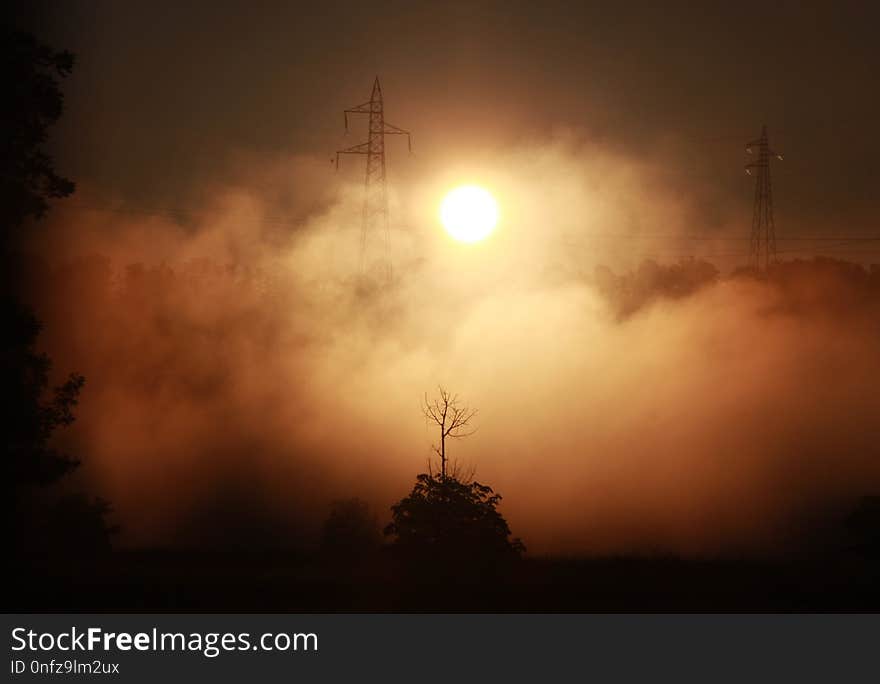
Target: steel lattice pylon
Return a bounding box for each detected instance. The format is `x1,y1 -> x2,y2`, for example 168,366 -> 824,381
745,125 -> 783,271
335,77 -> 411,282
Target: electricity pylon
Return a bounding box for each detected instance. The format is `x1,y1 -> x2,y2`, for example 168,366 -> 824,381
745,125 -> 783,270
335,77 -> 411,281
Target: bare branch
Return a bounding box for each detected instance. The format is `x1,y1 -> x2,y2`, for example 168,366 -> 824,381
421,385 -> 479,480
444,405 -> 478,438
447,459 -> 477,484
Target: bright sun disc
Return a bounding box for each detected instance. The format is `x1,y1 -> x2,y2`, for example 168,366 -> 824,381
440,185 -> 499,243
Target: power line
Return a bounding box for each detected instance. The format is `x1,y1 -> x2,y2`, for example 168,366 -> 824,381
54,202 -> 879,245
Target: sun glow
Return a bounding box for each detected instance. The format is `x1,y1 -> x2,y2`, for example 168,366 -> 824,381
440,185 -> 499,243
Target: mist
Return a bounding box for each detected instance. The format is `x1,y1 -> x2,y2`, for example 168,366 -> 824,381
23,137 -> 880,557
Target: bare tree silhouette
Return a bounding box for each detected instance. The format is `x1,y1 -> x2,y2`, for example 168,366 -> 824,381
422,386 -> 477,481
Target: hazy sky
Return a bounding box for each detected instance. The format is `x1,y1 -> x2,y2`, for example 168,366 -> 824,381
21,1 -> 880,241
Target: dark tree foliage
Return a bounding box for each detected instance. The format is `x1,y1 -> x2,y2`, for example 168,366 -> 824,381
5,302 -> 84,486
1,30 -> 75,243
594,258 -> 719,318
385,474 -> 525,573
321,498 -> 381,558
16,494 -> 118,555
2,31 -> 115,554
6,300 -> 117,555
2,30 -> 83,489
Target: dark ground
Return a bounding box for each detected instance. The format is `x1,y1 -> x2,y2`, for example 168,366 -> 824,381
10,549 -> 879,613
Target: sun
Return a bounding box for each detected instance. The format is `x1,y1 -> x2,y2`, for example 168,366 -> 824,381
440,185 -> 499,243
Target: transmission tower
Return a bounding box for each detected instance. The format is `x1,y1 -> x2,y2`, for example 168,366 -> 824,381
745,125 -> 783,270
335,77 -> 411,281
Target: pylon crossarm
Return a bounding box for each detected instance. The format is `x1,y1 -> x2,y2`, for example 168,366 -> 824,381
343,103 -> 372,131
382,122 -> 409,135
382,122 -> 412,152
335,141 -> 371,170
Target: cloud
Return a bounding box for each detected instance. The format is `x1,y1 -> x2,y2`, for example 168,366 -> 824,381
25,140 -> 880,556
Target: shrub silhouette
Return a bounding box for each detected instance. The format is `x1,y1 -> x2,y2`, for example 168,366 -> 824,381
17,493 -> 118,556
846,495 -> 880,558
321,498 -> 380,559
385,474 -> 524,575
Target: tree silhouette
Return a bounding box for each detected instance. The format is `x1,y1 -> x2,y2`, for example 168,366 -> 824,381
6,303 -> 84,486
3,30 -> 84,491
594,258 -> 719,319
3,32 -> 115,555
385,474 -> 525,574
17,493 -> 118,555
1,30 -> 75,245
388,388 -> 523,575
7,297 -> 119,555
846,496 -> 880,559
422,386 -> 477,481
321,498 -> 381,559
